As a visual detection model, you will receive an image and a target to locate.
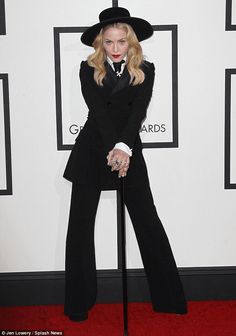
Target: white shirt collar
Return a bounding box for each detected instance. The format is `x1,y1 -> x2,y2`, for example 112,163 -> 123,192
106,55 -> 127,74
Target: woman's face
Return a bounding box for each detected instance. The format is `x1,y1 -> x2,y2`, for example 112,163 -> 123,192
103,27 -> 129,63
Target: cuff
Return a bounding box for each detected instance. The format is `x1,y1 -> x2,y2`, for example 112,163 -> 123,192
114,142 -> 132,157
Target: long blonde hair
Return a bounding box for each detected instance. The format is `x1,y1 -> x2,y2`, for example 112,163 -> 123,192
87,23 -> 145,86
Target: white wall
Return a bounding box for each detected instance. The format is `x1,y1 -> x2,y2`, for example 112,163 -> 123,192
0,0 -> 235,273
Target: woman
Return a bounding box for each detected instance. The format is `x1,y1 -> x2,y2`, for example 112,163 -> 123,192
63,7 -> 188,322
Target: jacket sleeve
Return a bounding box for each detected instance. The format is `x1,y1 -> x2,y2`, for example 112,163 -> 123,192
117,62 -> 155,149
79,61 -> 117,152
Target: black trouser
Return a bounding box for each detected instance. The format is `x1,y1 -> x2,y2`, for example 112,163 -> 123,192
64,182 -> 187,317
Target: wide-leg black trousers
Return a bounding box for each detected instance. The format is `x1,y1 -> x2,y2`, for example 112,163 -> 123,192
64,182 -> 187,317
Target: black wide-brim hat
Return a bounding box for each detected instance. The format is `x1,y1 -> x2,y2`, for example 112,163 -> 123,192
81,7 -> 153,46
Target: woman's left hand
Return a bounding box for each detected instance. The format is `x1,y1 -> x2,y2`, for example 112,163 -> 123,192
107,148 -> 130,172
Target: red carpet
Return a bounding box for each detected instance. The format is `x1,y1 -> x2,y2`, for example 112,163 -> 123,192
0,301 -> 236,335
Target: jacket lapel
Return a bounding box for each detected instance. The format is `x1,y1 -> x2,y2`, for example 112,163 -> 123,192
112,66 -> 130,94
103,61 -> 131,95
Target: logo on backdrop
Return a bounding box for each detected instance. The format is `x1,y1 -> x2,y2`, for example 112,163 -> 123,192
0,76 -> 12,196
0,0 -> 6,35
68,123 -> 166,135
54,25 -> 178,150
0,0 -> 12,196
225,0 -> 236,189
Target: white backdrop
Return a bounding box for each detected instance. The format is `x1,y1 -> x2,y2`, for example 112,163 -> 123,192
0,0 -> 235,273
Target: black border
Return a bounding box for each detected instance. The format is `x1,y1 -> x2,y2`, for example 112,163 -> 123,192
225,69 -> 236,189
0,74 -> 12,195
54,25 -> 178,150
143,25 -> 178,149
226,0 -> 236,30
0,0 -> 6,35
53,26 -> 88,151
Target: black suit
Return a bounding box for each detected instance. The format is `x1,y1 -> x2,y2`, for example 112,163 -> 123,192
64,60 -> 187,319
64,60 -> 155,190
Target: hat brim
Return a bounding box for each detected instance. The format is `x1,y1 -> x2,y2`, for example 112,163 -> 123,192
81,16 -> 153,46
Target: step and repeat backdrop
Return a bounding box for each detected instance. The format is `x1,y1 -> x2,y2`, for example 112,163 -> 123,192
0,0 -> 236,272
54,24 -> 178,149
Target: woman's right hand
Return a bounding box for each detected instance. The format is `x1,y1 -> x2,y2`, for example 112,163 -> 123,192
107,149 -> 130,177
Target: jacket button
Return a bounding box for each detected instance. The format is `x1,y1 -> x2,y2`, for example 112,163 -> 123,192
107,101 -> 111,106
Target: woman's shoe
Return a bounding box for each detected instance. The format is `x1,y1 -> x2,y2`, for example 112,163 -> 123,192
68,312 -> 88,322
153,304 -> 188,315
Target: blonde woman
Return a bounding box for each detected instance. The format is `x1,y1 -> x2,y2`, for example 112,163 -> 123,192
63,7 -> 187,321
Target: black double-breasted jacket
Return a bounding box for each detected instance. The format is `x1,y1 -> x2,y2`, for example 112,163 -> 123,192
63,59 -> 155,190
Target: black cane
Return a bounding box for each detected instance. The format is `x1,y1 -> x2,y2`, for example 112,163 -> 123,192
119,177 -> 128,336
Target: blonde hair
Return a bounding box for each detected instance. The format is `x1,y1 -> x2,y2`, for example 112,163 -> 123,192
87,23 -> 145,86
